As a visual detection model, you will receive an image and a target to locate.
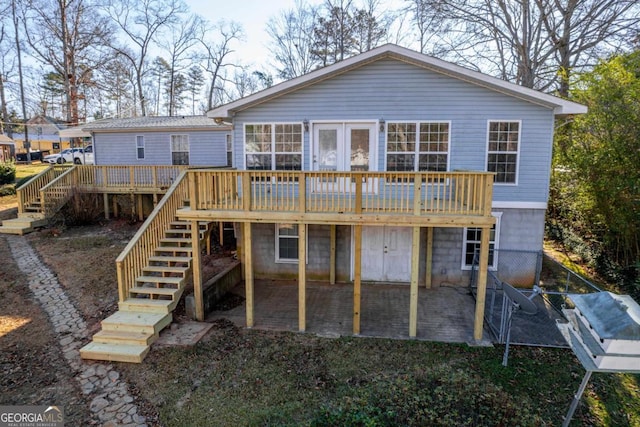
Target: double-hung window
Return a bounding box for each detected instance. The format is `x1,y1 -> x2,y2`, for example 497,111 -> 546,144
487,121 -> 520,184
171,135 -> 189,165
245,124 -> 302,171
136,136 -> 145,160
386,122 -> 449,172
226,133 -> 233,167
462,212 -> 502,270
276,224 -> 299,263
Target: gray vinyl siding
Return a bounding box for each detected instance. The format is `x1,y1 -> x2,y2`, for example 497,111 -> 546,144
94,130 -> 227,166
233,59 -> 555,204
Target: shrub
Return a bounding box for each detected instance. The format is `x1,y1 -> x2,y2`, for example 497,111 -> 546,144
0,161 -> 16,185
55,191 -> 104,226
0,185 -> 16,197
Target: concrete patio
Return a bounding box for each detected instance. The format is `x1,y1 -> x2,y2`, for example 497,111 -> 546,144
206,280 -> 493,345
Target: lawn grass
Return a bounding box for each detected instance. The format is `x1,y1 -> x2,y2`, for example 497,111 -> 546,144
14,162 -> 50,186
23,221 -> 640,427
120,323 -> 640,427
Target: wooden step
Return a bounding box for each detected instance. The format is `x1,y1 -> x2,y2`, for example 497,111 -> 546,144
135,275 -> 184,287
80,342 -> 150,364
142,265 -> 189,275
148,255 -> 192,265
160,237 -> 192,245
101,311 -> 172,334
18,212 -> 45,220
129,286 -> 181,298
0,225 -> 32,235
93,329 -> 157,346
154,246 -> 193,255
165,229 -> 190,236
119,298 -> 177,314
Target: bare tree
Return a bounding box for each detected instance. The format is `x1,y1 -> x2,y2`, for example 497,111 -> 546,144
266,0 -> 320,79
157,14 -> 203,116
198,20 -> 243,110
22,0 -> 111,125
408,0 -> 640,95
186,65 -> 204,115
104,0 -> 187,116
351,0 -> 389,54
0,4 -> 16,136
12,0 -> 29,158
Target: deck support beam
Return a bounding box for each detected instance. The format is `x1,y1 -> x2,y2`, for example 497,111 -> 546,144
329,225 -> 336,284
353,225 -> 362,335
425,227 -> 433,288
298,223 -> 306,332
243,222 -> 254,328
409,226 -> 421,337
473,225 -> 491,341
191,220 -> 204,321
103,193 -> 109,220
137,194 -> 144,221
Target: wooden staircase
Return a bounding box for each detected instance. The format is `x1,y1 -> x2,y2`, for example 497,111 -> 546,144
0,197 -> 47,235
80,220 -> 204,363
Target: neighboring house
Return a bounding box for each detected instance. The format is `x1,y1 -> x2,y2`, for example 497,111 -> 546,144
81,116 -> 231,167
0,134 -> 15,162
12,115 -> 71,153
206,44 -> 586,288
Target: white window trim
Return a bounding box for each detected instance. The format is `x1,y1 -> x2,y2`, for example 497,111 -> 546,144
170,134 -> 190,165
485,120 -> 521,186
226,133 -> 233,167
136,135 -> 145,160
461,212 -> 502,271
243,122 -> 304,171
274,223 -> 308,264
383,120 -> 451,173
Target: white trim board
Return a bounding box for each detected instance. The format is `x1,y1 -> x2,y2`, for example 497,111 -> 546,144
491,201 -> 547,209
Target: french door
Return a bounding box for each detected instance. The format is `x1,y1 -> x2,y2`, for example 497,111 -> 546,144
312,123 -> 376,192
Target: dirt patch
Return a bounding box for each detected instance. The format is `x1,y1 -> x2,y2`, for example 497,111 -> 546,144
0,236 -> 92,424
27,220 -> 140,333
0,194 -> 17,221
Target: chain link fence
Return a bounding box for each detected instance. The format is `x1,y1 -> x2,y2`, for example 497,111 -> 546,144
470,249 -> 601,347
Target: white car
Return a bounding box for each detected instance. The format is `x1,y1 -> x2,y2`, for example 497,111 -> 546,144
43,146 -> 94,165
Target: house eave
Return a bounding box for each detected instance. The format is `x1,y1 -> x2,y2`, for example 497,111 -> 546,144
84,125 -> 232,134
206,44 -> 587,119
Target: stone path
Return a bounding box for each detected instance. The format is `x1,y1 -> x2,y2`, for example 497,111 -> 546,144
6,235 -> 148,427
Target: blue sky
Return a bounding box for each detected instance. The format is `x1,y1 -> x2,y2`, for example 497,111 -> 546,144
185,0 -> 406,68
185,0 -> 323,67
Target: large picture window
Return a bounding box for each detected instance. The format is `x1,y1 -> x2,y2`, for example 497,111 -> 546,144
245,124 -> 302,171
462,212 -> 502,270
487,121 -> 519,183
171,135 -> 189,165
386,122 -> 449,172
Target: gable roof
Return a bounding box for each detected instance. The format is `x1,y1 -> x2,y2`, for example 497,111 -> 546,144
81,116 -> 230,133
0,134 -> 14,144
207,44 -> 586,118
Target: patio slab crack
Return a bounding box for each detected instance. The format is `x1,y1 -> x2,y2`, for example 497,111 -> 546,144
6,235 -> 148,427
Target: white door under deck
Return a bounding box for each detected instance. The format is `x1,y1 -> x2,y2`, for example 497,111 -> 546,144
361,226 -> 412,283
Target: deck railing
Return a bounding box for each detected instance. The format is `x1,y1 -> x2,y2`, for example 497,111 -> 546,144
17,165 -> 70,214
187,170 -> 494,217
116,171 -> 190,301
75,165 -> 186,192
39,166 -> 78,218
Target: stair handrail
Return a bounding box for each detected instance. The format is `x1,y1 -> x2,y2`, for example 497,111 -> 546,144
16,165 -> 63,214
38,165 -> 79,218
116,169 -> 190,302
